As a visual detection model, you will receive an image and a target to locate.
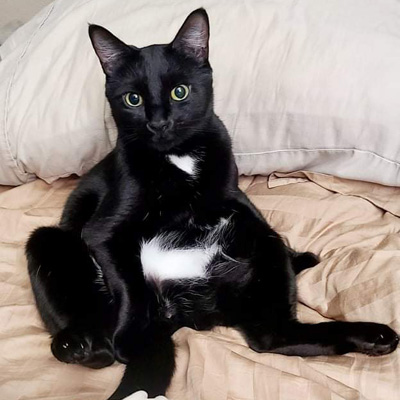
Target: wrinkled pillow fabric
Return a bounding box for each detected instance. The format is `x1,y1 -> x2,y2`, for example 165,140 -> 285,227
1,0 -> 400,186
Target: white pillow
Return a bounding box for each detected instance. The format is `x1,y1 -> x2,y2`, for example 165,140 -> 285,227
1,0 -> 400,186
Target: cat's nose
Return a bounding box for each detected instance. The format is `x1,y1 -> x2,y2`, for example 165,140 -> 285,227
147,119 -> 173,134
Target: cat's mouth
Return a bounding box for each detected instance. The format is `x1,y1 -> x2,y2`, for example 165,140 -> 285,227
149,134 -> 179,152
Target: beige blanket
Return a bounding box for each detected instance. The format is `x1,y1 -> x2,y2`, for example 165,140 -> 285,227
1,173 -> 399,400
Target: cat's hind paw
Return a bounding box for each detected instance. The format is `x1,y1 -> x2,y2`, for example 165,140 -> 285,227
349,323 -> 399,356
51,328 -> 115,368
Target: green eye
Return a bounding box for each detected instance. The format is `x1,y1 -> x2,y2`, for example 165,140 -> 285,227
124,92 -> 143,107
171,85 -> 190,101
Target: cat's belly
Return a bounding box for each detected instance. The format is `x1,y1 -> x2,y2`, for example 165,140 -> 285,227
140,235 -> 219,281
140,217 -> 230,283
138,216 -> 252,325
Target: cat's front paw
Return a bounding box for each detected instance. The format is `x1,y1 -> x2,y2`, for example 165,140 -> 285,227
349,323 -> 399,356
51,328 -> 115,368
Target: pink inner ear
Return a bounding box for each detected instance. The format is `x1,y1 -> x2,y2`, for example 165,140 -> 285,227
93,41 -> 125,75
97,43 -> 124,67
182,26 -> 208,50
192,45 -> 207,60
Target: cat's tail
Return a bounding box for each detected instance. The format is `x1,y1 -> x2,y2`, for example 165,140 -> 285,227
107,328 -> 175,400
290,251 -> 320,274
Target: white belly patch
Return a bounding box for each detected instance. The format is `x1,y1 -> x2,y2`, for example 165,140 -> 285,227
141,235 -> 218,281
140,218 -> 231,282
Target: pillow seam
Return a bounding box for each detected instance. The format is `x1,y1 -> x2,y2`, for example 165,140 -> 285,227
233,148 -> 400,167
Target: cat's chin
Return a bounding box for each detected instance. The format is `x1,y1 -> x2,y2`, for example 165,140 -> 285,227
148,137 -> 182,153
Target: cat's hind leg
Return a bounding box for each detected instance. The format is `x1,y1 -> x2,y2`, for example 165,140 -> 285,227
223,202 -> 398,358
234,240 -> 398,357
26,226 -> 116,368
241,319 -> 399,357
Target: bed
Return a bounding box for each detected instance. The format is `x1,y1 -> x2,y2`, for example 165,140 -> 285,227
0,172 -> 399,400
1,0 -> 400,399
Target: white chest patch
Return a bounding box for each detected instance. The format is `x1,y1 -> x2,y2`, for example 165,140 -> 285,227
140,235 -> 218,281
167,154 -> 197,176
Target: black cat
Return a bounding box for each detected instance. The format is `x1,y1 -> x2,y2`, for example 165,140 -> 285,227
26,9 -> 399,400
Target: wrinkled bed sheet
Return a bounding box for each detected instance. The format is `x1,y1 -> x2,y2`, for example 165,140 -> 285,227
0,172 -> 399,400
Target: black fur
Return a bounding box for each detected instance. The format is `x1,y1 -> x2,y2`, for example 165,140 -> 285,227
26,9 -> 399,399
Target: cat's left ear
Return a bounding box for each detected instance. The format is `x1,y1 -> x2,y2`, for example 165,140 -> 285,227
171,8 -> 209,64
89,24 -> 135,76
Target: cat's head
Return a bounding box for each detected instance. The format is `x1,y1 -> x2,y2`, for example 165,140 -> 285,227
89,9 -> 213,152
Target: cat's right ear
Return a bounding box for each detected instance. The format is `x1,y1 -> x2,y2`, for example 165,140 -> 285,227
89,25 -> 134,76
